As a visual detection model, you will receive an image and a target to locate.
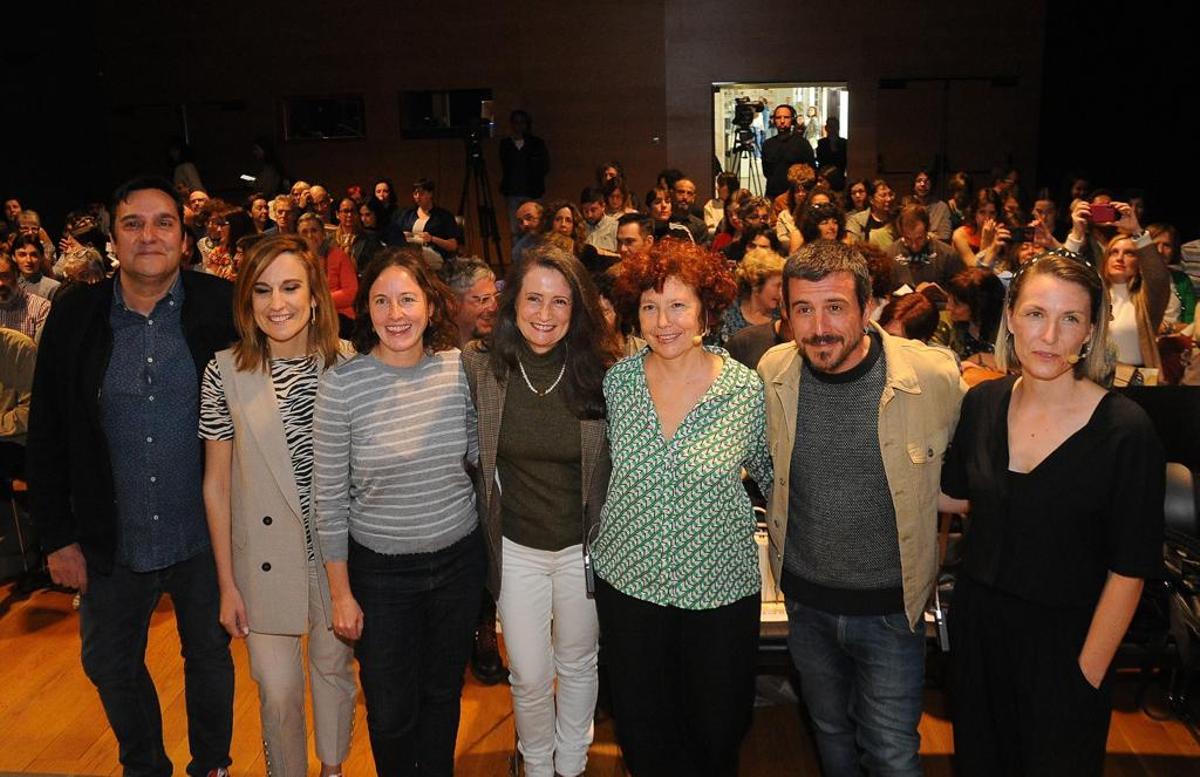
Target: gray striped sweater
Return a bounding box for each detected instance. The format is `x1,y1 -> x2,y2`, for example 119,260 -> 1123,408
313,349 -> 479,561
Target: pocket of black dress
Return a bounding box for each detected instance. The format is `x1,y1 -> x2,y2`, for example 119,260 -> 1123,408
1072,660 -> 1105,697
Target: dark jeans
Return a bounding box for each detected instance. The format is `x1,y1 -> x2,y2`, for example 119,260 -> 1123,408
594,576 -> 759,777
79,547 -> 233,777
785,597 -> 926,777
349,528 -> 487,777
948,577 -> 1111,776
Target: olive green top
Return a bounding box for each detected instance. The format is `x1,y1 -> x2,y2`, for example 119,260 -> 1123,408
497,342 -> 583,551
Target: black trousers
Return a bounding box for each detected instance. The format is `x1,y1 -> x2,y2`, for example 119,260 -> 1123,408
594,576 -> 759,777
948,577 -> 1112,776
350,531 -> 486,777
80,548 -> 234,777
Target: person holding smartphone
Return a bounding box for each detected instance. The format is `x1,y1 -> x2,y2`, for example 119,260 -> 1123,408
1064,200 -> 1172,375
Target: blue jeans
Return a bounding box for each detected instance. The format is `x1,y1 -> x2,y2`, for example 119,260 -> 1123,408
80,547 -> 233,777
349,529 -> 486,777
785,598 -> 925,777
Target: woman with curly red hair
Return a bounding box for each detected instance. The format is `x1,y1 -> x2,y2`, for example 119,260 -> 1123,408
591,239 -> 773,776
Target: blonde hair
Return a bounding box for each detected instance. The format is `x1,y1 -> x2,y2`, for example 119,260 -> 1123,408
1103,234 -> 1141,292
736,247 -> 785,296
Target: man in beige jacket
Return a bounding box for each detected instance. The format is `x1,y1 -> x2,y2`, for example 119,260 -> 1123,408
758,239 -> 964,776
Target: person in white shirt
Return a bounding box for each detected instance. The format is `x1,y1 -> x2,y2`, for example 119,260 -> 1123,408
1063,200 -> 1170,373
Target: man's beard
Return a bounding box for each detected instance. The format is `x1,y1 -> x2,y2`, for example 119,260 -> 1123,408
799,334 -> 859,374
472,318 -> 496,340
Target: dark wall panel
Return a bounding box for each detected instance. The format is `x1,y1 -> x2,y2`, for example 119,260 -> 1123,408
5,1 -> 1058,247
92,0 -> 669,252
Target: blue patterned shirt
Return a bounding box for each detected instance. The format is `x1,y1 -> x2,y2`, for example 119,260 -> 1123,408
593,346 -> 772,609
101,274 -> 209,572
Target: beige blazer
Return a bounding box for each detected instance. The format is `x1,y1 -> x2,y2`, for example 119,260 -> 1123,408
756,324 -> 966,630
216,348 -> 332,636
461,343 -> 611,597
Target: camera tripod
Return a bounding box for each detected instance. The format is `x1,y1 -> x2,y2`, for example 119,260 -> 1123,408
457,134 -> 505,268
727,128 -> 763,195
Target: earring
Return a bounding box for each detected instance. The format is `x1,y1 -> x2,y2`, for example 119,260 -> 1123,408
691,327 -> 708,348
310,305 -> 317,325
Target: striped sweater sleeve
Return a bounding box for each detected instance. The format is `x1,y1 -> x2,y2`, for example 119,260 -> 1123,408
314,364 -> 353,562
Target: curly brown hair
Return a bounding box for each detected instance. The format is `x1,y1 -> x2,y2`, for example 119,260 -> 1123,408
351,247 -> 459,356
612,238 -> 737,334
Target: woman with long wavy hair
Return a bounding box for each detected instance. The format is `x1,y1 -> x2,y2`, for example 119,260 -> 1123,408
461,241 -> 617,777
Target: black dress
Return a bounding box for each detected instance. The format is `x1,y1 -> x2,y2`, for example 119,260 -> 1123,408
940,375 -> 1164,776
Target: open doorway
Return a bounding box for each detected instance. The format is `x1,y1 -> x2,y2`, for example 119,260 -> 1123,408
712,82 -> 849,195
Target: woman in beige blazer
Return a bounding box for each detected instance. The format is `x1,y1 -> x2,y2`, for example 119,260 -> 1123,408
200,235 -> 356,777
461,242 -> 615,777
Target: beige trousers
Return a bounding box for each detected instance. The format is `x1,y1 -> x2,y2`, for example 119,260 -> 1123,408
245,562 -> 357,776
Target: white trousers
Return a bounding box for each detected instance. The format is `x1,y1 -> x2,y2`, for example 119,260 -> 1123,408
244,562 -> 357,777
496,537 -> 599,777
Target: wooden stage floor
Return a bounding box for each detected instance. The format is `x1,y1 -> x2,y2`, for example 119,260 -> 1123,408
1,584 -> 1197,776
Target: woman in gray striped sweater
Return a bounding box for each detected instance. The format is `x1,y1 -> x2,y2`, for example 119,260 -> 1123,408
313,247 -> 485,777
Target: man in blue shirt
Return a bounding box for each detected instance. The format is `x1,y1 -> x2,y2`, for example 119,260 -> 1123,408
28,176 -> 237,777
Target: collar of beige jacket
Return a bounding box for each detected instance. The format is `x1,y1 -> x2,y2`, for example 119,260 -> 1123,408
769,321 -> 922,396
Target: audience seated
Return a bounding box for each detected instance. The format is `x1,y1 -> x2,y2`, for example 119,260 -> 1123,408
904,169 -> 952,241
580,187 -> 619,256
384,178 -> 461,260
877,292 -> 940,342
0,327 -> 35,478
9,235 -> 61,301
886,204 -> 965,291
670,177 -> 709,243
718,246 -> 784,344
0,251 -> 51,342
845,178 -> 897,248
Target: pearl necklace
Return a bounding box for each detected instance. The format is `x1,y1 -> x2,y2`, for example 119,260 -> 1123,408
517,357 -> 566,396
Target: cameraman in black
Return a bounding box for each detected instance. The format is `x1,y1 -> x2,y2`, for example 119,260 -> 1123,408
762,104 -> 815,199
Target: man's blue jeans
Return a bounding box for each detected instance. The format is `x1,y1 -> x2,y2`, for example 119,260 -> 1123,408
785,598 -> 925,777
80,548 -> 234,777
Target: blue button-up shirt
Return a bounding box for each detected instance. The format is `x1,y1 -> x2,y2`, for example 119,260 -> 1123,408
100,274 -> 209,572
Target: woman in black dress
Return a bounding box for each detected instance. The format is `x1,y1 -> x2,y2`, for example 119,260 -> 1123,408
939,253 -> 1164,776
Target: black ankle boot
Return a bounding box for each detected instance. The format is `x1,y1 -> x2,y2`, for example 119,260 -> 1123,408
470,612 -> 509,685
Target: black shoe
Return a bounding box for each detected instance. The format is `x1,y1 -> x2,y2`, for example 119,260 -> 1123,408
470,621 -> 509,685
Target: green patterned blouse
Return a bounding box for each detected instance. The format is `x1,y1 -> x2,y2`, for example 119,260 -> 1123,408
593,346 -> 772,610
